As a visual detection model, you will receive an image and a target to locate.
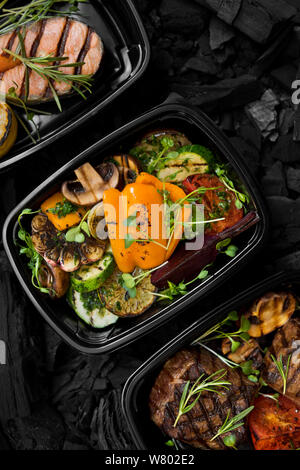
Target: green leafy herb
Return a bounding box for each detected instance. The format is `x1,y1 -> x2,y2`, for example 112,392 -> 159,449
16,208 -> 52,294
174,369 -> 231,428
216,238 -> 239,258
258,392 -> 279,402
120,262 -> 168,299
165,440 -> 175,447
0,0 -> 87,36
270,353 -> 291,395
150,265 -> 211,302
214,163 -> 250,210
65,210 -> 90,243
47,198 -> 78,218
210,406 -> 254,444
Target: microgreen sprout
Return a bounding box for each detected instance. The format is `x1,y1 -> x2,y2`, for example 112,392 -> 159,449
216,238 -> 239,258
214,164 -> 250,210
65,210 -> 90,243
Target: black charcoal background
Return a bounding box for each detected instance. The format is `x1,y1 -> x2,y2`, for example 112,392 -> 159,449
1,0 -> 300,450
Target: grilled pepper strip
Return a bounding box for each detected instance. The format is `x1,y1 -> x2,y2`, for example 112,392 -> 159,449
103,172 -> 189,272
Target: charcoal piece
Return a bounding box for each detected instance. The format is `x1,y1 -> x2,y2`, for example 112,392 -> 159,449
286,166 -> 300,193
195,0 -> 296,43
238,122 -> 262,150
0,252 -> 46,424
159,0 -> 209,36
214,43 -> 235,64
266,196 -> 300,226
279,108 -> 295,136
274,251 -> 300,273
261,161 -> 287,196
183,55 -> 218,75
229,136 -> 260,175
63,440 -> 90,451
5,406 -> 65,450
245,89 -> 279,140
172,75 -> 263,111
107,354 -> 143,389
293,106 -> 300,142
209,16 -> 235,50
271,64 -> 297,91
153,48 -> 173,72
270,134 -> 300,163
91,390 -> 136,450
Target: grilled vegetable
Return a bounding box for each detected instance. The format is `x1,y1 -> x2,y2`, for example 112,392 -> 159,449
62,162 -> 119,206
31,213 -> 50,232
68,287 -> 118,329
222,337 -> 263,369
183,174 -> 244,235
157,152 -> 209,182
79,238 -> 106,264
135,129 -> 192,155
245,292 -> 296,337
38,261 -> 69,298
110,154 -> 140,186
0,102 -> 17,158
41,192 -> 86,231
151,212 -> 259,289
31,230 -> 55,254
44,246 -> 61,267
249,395 -> 300,450
70,253 -> 115,293
87,202 -> 106,239
59,245 -> 81,272
100,267 -> 156,317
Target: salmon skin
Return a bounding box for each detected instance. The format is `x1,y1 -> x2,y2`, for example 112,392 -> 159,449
0,17 -> 103,103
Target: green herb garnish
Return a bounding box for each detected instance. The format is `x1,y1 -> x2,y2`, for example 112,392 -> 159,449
210,406 -> 254,445
65,210 -> 90,243
216,238 -> 239,258
270,353 -> 292,395
47,198 -> 78,219
174,369 -> 231,428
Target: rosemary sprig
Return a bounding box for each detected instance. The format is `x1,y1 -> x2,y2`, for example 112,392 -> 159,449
210,406 -> 254,447
0,0 -> 87,35
270,353 -> 292,395
174,369 -> 231,428
4,44 -> 93,112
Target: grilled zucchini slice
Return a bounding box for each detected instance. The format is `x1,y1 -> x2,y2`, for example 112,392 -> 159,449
68,287 -> 118,328
157,152 -> 209,182
70,253 -> 115,293
100,267 -> 156,317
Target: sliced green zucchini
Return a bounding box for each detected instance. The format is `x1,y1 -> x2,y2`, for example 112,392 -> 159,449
157,152 -> 209,182
100,267 -> 156,317
68,287 -> 118,328
70,253 -> 115,293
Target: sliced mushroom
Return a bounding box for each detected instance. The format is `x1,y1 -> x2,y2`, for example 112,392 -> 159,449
245,292 -> 296,337
221,337 -> 263,369
79,238 -> 106,264
110,155 -> 140,186
38,262 -> 69,298
59,245 -> 81,272
61,162 -> 119,206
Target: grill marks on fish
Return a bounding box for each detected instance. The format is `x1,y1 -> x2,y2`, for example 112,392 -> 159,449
0,17 -> 103,102
149,348 -> 258,450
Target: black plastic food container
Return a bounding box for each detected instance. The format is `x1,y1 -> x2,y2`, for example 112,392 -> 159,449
122,270 -> 298,450
3,101 -> 268,354
0,0 -> 150,171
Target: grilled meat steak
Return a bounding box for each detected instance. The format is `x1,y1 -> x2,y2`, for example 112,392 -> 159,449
149,348 -> 258,450
263,318 -> 300,407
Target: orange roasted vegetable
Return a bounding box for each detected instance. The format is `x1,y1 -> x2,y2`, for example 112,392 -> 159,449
103,172 -> 190,272
249,395 -> 300,450
41,192 -> 87,231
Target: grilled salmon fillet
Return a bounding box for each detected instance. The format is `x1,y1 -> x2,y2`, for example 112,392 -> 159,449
149,348 -> 258,450
0,17 -> 103,102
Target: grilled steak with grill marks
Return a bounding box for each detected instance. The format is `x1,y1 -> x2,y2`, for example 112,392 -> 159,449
263,318 -> 300,407
149,348 -> 258,450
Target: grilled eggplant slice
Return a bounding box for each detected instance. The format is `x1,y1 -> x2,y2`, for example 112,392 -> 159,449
136,129 -> 192,154
68,287 -> 118,329
100,267 -> 156,317
245,292 -> 296,337
70,253 -> 115,293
